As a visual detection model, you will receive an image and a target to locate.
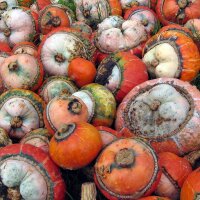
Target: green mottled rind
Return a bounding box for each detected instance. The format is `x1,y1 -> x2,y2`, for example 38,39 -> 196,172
39,76 -> 78,101
82,83 -> 116,126
0,89 -> 45,127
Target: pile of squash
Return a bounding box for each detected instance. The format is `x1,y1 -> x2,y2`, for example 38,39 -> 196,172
0,0 -> 200,199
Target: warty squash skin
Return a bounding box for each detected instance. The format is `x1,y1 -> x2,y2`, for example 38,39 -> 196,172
116,78 -> 200,156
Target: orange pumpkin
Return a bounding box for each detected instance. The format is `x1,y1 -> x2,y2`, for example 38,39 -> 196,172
143,28 -> 200,81
155,152 -> 192,199
49,122 -> 102,170
156,0 -> 200,25
35,0 -> 51,10
44,95 -> 89,135
68,57 -> 97,87
181,167 -> 200,200
94,138 -> 161,199
39,4 -> 74,35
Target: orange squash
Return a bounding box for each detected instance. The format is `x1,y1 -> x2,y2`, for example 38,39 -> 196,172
143,28 -> 200,81
181,167 -> 200,200
68,57 -> 97,87
39,4 -> 74,35
49,122 -> 102,170
44,95 -> 89,135
155,152 -> 192,199
94,138 -> 161,199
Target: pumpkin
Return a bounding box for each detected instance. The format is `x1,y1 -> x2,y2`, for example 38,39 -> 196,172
0,7 -> 38,48
49,122 -> 102,169
115,78 -> 200,155
0,144 -> 66,199
185,19 -> 200,51
38,4 -> 74,35
68,57 -> 97,87
95,51 -> 148,102
73,83 -> 116,127
0,0 -> 18,13
12,42 -> 38,57
155,152 -> 192,199
94,16 -> 148,55
94,138 -> 161,199
0,128 -> 12,147
180,167 -> 200,200
143,28 -> 200,81
38,27 -> 96,76
20,128 -> 51,152
0,54 -> 44,91
0,89 -> 45,139
38,76 -> 78,103
124,6 -> 160,35
75,0 -> 122,28
44,95 -> 89,135
96,126 -> 121,147
156,0 -> 200,25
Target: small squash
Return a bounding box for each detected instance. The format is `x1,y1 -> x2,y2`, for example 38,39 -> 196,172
49,122 -> 102,169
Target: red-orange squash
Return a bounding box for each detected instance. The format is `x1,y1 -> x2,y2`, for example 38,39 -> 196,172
143,28 -> 200,81
156,0 -> 200,25
155,152 -> 192,199
44,95 -> 89,135
68,57 -> 97,87
94,138 -> 161,199
49,122 -> 102,169
180,167 -> 200,200
115,78 -> 200,155
38,4 -> 74,35
95,51 -> 148,102
0,144 -> 66,199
